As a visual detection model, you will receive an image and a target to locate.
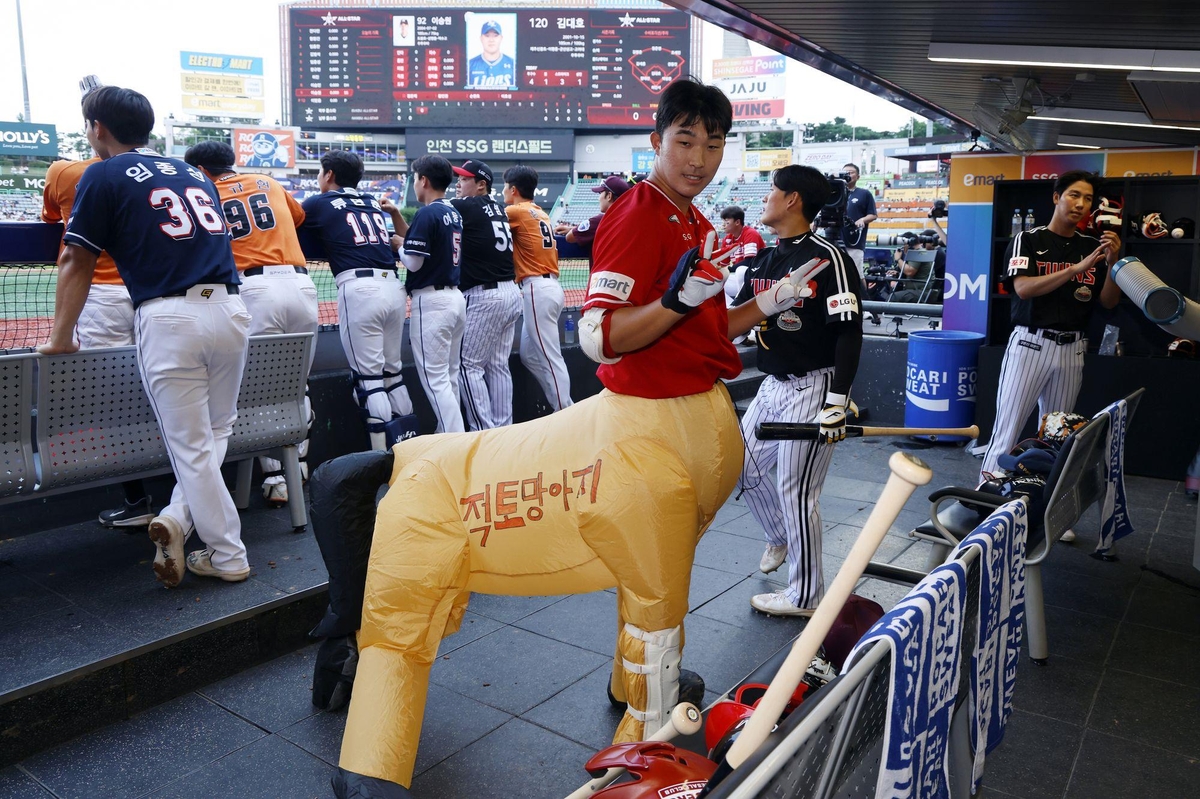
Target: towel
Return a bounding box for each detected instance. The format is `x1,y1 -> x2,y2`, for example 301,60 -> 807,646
843,560 -> 968,799
1094,399 -> 1134,555
957,499 -> 1028,790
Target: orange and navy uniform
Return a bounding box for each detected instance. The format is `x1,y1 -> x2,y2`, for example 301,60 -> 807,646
42,157 -> 122,285
505,200 -> 558,281
212,173 -> 306,270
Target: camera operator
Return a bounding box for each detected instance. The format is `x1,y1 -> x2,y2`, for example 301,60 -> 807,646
889,230 -> 944,303
840,163 -> 877,285
862,256 -> 899,304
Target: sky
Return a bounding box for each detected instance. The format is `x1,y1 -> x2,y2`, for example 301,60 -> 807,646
0,0 -> 918,138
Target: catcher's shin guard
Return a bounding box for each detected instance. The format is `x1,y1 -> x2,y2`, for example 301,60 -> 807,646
615,623 -> 683,742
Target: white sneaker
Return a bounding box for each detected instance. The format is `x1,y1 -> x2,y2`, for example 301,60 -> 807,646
148,515 -> 186,588
262,480 -> 288,507
759,544 -> 787,574
751,590 -> 816,617
1060,529 -> 1077,543
186,549 -> 251,583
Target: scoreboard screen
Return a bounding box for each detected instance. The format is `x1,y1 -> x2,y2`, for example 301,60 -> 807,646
288,6 -> 691,129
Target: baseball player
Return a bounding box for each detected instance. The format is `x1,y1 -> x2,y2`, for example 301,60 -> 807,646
729,165 -> 864,617
554,174 -> 631,266
39,85 -> 251,586
302,150 -> 417,451
387,155 -> 466,434
719,204 -> 766,265
503,165 -> 573,412
981,170 -> 1122,480
42,81 -> 153,530
466,19 -> 516,88
449,159 -> 521,430
184,141 -> 318,506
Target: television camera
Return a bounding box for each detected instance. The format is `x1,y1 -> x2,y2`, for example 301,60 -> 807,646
812,171 -> 852,246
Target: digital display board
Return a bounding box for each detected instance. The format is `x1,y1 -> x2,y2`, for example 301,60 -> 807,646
288,6 -> 690,129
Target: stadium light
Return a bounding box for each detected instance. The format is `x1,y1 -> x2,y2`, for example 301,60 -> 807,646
1028,107 -> 1200,132
927,43 -> 1200,73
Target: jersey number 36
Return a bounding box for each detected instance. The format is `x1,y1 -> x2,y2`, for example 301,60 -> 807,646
150,187 -> 226,240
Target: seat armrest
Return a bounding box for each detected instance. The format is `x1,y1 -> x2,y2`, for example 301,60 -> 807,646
928,486 -> 1007,506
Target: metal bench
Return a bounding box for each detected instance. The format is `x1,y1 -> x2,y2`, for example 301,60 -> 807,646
0,352 -> 36,502
28,333 -> 311,530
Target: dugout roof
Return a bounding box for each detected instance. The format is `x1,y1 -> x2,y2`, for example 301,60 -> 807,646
667,0 -> 1200,151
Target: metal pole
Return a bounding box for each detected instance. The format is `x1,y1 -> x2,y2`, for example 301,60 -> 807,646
16,0 -> 32,122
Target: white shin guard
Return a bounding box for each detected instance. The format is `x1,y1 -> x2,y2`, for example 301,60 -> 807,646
620,623 -> 682,728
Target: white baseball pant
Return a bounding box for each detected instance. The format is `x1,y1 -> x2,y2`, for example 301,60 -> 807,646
77,283 -> 134,348
981,326 -> 1086,479
135,286 -> 250,571
409,285 -> 467,433
336,270 -> 414,448
739,368 -> 837,609
459,281 -> 521,430
519,274 -> 573,412
241,267 -> 319,485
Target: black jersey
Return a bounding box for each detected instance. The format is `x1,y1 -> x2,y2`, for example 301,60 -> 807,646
301,188 -> 395,277
734,231 -> 863,377
1004,226 -> 1106,331
450,195 -> 515,289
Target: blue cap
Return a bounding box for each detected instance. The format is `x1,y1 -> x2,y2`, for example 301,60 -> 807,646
481,20 -> 502,36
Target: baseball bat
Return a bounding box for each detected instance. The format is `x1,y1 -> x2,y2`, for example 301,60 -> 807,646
756,422 -> 979,441
564,703 -> 705,799
717,452 -> 933,776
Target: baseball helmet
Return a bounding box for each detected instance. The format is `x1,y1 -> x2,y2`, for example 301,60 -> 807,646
1168,338 -> 1197,358
976,473 -> 1048,521
1171,217 -> 1196,239
998,446 -> 1057,477
1038,411 -> 1088,446
1087,196 -> 1123,235
587,741 -> 716,798
1140,212 -> 1170,239
703,681 -> 809,754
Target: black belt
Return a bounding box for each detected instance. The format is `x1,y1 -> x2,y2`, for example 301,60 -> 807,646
354,268 -> 398,278
243,265 -> 308,277
142,283 -> 239,309
531,273 -> 555,280
1023,326 -> 1082,344
413,284 -> 453,291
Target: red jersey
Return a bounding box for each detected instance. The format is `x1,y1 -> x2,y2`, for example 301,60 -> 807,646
42,158 -> 122,285
585,180 -> 741,399
721,225 -> 766,265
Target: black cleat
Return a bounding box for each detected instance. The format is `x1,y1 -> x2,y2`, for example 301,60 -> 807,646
606,669 -> 705,711
98,496 -> 154,530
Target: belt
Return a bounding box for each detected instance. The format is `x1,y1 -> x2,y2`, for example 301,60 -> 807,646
355,268 -> 397,278
243,265 -> 308,277
1022,326 -> 1082,345
141,283 -> 239,309
410,284 -> 457,296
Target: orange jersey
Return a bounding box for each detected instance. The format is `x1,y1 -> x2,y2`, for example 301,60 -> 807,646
212,173 -> 306,270
505,200 -> 559,281
42,157 -> 122,285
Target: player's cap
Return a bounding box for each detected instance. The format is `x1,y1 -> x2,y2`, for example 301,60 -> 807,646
481,19 -> 502,36
453,159 -> 494,185
592,175 -> 631,199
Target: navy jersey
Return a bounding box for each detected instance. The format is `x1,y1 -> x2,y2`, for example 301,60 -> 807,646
404,198 -> 462,291
466,54 -> 516,88
842,187 -> 876,249
301,188 -> 395,277
450,195 -> 514,289
63,149 -> 238,308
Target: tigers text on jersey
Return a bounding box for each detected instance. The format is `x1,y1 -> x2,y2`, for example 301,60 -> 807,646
301,188 -> 395,277
404,198 -> 463,291
1004,227 -> 1108,331
42,157 -> 122,285
734,232 -> 862,378
506,200 -> 559,281
63,150 -> 238,308
214,173 -> 306,270
450,195 -> 515,289
584,180 -> 741,399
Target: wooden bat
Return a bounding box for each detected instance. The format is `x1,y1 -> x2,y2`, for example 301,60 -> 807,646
564,703 -> 705,799
756,422 -> 979,442
718,452 -> 934,775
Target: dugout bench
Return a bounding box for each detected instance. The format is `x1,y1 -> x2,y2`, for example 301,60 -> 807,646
0,333 -> 312,532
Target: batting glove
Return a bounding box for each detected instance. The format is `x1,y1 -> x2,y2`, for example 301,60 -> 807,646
661,232 -> 736,314
754,257 -> 831,317
814,393 -> 859,443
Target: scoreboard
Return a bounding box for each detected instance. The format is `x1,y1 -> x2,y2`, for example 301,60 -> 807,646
287,6 -> 691,129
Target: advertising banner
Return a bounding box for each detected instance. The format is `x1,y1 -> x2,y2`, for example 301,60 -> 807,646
730,98 -> 785,121
743,149 -> 791,171
0,121 -> 58,157
232,126 -> 300,169
181,74 -> 264,98
717,74 -> 786,100
632,148 -> 655,173
712,55 -> 786,79
406,130 -> 574,161
948,154 -> 1022,204
183,96 -> 265,115
1022,151 -> 1105,181
180,52 -> 264,76
1105,149 -> 1195,178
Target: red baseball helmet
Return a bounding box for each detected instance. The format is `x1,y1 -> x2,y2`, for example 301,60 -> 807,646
587,741 -> 716,798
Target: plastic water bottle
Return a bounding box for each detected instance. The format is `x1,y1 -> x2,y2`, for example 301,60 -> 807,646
1024,210 -> 1036,231
1099,324 -> 1120,356
564,310 -> 577,345
1011,210 -> 1022,237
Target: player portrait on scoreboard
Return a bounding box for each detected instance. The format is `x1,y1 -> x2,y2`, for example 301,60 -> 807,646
463,12 -> 516,89
392,16 -> 415,48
